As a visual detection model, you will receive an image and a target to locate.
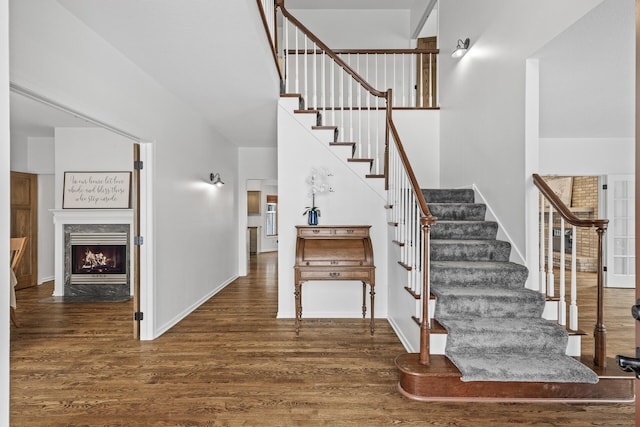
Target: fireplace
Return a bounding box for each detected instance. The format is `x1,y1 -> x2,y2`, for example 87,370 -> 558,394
62,223 -> 131,298
70,232 -> 128,285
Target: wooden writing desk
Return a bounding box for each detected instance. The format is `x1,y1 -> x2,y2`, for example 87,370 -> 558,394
294,225 -> 375,335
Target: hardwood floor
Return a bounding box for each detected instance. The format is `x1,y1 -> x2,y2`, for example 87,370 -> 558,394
10,254 -> 635,426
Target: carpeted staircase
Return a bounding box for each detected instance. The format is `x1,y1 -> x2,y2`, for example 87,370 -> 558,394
424,188 -> 598,383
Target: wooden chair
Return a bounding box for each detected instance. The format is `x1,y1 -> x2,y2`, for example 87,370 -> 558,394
10,237 -> 28,327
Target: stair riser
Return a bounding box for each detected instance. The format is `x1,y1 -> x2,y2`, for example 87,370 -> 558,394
446,331 -> 567,354
431,265 -> 528,289
431,222 -> 498,240
434,295 -> 545,319
422,189 -> 475,203
431,241 -> 511,262
428,204 -> 486,221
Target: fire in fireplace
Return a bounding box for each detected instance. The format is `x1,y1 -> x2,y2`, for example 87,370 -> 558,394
69,232 -> 127,285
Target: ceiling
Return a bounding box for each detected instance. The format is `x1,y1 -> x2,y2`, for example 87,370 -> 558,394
10,0 -> 429,147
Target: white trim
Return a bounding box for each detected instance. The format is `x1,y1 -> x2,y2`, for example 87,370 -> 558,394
387,316 -> 417,353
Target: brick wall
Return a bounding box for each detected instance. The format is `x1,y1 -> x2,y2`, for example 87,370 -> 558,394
541,176 -> 599,271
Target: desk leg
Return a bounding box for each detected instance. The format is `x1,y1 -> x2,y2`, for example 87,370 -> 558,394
294,282 -> 302,336
369,282 -> 375,335
361,282 -> 367,319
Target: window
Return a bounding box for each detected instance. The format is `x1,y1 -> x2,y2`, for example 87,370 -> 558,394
266,195 -> 277,236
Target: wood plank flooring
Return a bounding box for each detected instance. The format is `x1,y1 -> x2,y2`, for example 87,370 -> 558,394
10,253 -> 635,426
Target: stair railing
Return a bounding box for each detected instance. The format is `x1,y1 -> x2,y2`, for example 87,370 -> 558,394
256,0 -> 282,82
533,174 -> 609,367
258,0 -> 438,366
387,103 -> 437,365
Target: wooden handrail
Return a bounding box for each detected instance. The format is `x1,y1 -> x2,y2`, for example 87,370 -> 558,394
276,0 -> 387,99
533,173 -> 608,368
255,0 -> 283,81
286,49 -> 440,55
533,174 -> 608,229
387,116 -> 433,221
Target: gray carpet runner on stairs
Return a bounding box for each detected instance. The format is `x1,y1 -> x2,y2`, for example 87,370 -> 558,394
424,188 -> 598,383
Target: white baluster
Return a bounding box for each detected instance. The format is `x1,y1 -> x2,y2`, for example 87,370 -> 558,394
348,54 -> 353,142
558,218 -> 567,326
284,18 -> 289,93
401,53 -> 405,107
539,193 -> 546,294
322,53 -> 326,113
339,60 -> 344,142
304,36 -> 308,104
570,225 -> 578,330
294,25 -> 299,94
547,207 -> 555,297
312,42 -> 317,109
331,58 -> 335,127
419,53 -> 424,108
428,53 -> 434,107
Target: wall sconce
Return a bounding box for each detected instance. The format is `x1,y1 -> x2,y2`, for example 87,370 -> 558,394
210,173 -> 224,187
452,38 -> 470,58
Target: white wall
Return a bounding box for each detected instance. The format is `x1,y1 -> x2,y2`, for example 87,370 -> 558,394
0,0 -> 10,423
54,128 -> 133,208
535,0 -> 635,175
289,9 -> 411,49
392,110 -> 440,188
10,0 -> 240,338
438,0 -> 603,258
277,100 -> 388,320
537,0 -> 634,140
237,147 -> 277,275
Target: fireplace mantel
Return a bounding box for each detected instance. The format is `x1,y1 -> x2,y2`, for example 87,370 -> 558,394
51,209 -> 134,296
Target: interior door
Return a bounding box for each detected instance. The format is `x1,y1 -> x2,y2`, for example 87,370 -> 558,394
416,36 -> 437,108
10,171 -> 38,289
606,174 -> 635,288
132,144 -> 141,339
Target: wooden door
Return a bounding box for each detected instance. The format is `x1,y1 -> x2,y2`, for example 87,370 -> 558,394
10,171 -> 38,289
417,37 -> 437,108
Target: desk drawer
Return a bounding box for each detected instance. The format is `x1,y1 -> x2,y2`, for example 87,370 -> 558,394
297,227 -> 369,238
298,269 -> 372,281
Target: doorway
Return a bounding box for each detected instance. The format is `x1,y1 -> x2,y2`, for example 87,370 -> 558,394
9,86 -> 154,340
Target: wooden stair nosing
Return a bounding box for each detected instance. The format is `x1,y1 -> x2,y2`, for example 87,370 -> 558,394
366,174 -> 384,179
392,240 -> 405,247
395,353 -> 634,402
388,221 -> 399,227
384,204 -> 393,209
398,261 -> 412,271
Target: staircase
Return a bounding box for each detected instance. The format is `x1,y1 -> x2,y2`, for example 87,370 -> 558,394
395,189 -> 634,401
268,1 -> 634,404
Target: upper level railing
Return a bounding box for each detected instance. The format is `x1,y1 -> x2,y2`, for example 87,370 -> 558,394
533,173 -> 609,367
257,0 -> 437,365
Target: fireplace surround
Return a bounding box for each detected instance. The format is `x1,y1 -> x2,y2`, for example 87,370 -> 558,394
52,209 -> 133,298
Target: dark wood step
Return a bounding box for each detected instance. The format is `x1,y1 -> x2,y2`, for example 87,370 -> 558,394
396,354 -> 634,402
366,174 -> 384,179
398,261 -> 412,271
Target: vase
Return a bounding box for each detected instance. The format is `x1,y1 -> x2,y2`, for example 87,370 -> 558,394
307,210 -> 318,226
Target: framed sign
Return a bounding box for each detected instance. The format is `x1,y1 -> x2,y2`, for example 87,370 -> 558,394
63,171 -> 132,209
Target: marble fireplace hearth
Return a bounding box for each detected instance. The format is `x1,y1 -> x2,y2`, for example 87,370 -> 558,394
51,209 -> 134,300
